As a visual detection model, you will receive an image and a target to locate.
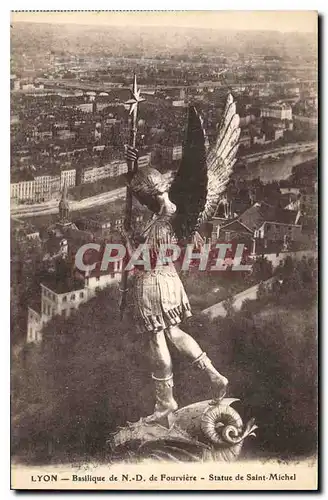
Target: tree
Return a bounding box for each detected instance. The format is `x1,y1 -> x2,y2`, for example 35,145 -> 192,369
256,281 -> 268,301
251,256 -> 273,282
12,256 -> 317,462
223,295 -> 235,317
11,232 -> 44,345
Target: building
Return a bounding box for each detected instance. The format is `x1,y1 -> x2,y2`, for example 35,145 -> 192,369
172,100 -> 186,107
76,216 -> 112,238
270,129 -> 284,141
81,154 -> 151,184
26,264 -> 122,344
11,174 -> 61,203
261,102 -> 292,121
216,219 -> 253,245
215,202 -> 302,254
27,189 -> 124,344
81,161 -> 126,184
76,103 -> 94,113
76,209 -> 146,239
57,130 -> 76,140
60,168 -> 76,189
287,86 -> 300,96
11,179 -> 35,202
253,134 -> 266,145
33,129 -> 53,140
172,145 -> 183,161
152,144 -> 182,163
293,115 -> 318,131
238,202 -> 301,238
108,160 -> 128,178
280,187 -> 301,196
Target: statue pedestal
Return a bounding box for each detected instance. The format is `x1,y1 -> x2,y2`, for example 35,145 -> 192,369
110,398 -> 257,463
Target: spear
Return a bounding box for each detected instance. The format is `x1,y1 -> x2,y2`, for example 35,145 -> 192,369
119,74 -> 145,320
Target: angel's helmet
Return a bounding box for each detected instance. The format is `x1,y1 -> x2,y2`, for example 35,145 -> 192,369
128,167 -> 176,215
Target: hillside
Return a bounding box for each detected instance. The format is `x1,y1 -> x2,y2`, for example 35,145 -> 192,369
12,256 -> 317,463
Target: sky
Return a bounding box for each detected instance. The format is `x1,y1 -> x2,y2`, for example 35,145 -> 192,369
11,11 -> 317,33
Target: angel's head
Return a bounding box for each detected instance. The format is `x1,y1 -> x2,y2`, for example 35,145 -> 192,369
128,167 -> 176,216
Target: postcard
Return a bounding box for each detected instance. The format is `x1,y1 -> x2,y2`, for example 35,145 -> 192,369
10,10 -> 318,491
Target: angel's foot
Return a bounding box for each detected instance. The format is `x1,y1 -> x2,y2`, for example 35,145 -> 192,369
142,404 -> 178,427
142,374 -> 178,426
192,352 -> 228,403
209,375 -> 228,405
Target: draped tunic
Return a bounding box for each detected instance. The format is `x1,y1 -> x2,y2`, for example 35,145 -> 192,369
130,215 -> 192,333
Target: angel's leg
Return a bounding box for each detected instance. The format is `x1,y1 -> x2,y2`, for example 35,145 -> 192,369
149,329 -> 172,378
165,325 -> 228,401
144,330 -> 178,423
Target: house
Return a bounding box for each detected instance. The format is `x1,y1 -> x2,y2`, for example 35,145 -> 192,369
238,202 -> 301,239
26,263 -> 122,344
261,102 -> 292,121
218,202 -> 302,254
218,219 -> 254,243
209,196 -> 252,243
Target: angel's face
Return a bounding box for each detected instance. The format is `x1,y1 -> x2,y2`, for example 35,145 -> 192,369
156,191 -> 176,216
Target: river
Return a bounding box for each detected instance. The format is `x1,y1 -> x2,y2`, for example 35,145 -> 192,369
12,151 -> 317,226
242,150 -> 317,183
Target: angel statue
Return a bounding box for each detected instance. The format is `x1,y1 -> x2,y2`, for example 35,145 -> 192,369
122,94 -> 240,425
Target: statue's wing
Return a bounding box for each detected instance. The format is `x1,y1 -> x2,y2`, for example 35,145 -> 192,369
198,93 -> 240,225
169,95 -> 240,240
169,106 -> 208,241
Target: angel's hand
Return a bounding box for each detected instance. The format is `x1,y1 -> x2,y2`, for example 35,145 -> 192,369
125,145 -> 138,163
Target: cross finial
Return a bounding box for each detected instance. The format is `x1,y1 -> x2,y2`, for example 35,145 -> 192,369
125,74 -> 145,116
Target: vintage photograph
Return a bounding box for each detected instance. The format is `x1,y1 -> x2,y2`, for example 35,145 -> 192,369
10,11 -> 318,490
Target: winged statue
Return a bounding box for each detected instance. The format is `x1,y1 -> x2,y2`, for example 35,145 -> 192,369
122,93 -> 241,425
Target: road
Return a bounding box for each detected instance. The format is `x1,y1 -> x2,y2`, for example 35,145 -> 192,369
11,172 -> 174,218
11,144 -> 317,219
11,185 -> 127,218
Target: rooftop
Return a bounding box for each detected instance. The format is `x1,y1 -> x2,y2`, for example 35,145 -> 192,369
238,203 -> 299,231
264,102 -> 292,110
41,275 -> 85,295
45,223 -> 95,255
28,298 -> 42,315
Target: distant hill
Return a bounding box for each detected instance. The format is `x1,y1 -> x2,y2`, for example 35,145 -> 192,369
11,22 -> 317,61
